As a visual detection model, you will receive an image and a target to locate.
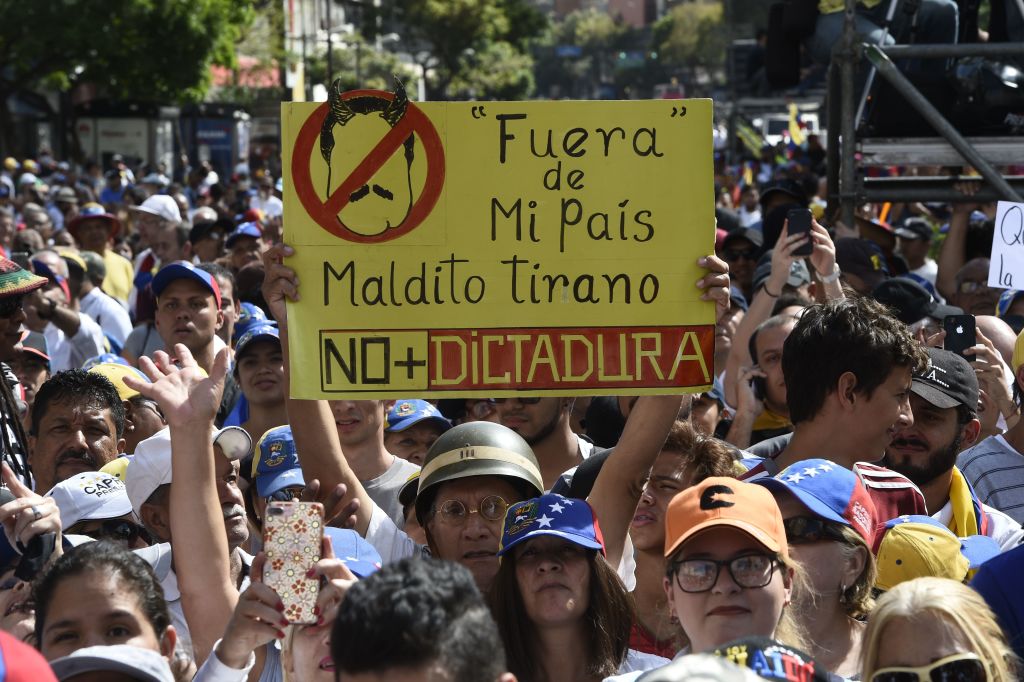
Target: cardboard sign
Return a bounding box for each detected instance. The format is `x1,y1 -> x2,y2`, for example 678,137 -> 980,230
989,201 -> 1024,290
282,86 -> 716,399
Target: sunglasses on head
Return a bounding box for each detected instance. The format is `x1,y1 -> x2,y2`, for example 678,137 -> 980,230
870,652 -> 987,682
0,295 -> 24,318
783,516 -> 849,545
721,248 -> 758,262
67,519 -> 152,546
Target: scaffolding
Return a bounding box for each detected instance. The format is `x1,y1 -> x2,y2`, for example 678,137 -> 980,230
825,0 -> 1024,226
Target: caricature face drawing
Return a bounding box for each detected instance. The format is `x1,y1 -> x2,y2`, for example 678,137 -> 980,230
320,81 -> 415,238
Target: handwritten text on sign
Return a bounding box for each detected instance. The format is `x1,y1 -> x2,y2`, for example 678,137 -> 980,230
282,94 -> 715,399
989,201 -> 1024,290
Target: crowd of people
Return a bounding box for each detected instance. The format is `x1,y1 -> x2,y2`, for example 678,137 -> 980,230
0,146 -> 1021,682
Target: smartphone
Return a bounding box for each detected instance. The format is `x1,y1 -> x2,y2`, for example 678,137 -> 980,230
787,208 -> 814,257
750,374 -> 767,402
943,314 -> 977,358
263,500 -> 324,624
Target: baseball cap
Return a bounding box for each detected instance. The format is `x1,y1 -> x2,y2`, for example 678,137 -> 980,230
874,515 -> 999,590
385,399 -> 452,434
835,238 -> 890,290
58,249 -> 86,276
16,172 -> 37,187
126,426 -> 250,512
894,217 -> 933,241
151,260 -> 222,310
225,221 -> 263,248
911,347 -> 978,410
721,227 -> 764,251
759,179 -> 808,208
54,187 -> 78,204
18,330 -> 49,364
664,477 -> 788,559
88,361 -> 150,401
325,528 -> 381,578
711,637 -> 832,682
997,289 -> 1024,318
252,425 -> 305,497
0,256 -> 46,299
637,653 -> 761,682
67,202 -> 121,238
0,186 -> 9,199
753,459 -> 877,546
130,194 -> 181,224
233,302 -> 269,342
189,216 -> 231,247
49,644 -> 174,682
871,277 -> 962,325
751,256 -> 811,294
1014,327 -> 1024,371
235,323 -> 280,361
498,493 -> 605,557
46,471 -> 133,529
141,172 -> 170,187
100,455 -> 131,481
0,630 -> 58,681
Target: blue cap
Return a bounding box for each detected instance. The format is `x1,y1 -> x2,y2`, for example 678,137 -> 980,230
233,302 -> 269,342
997,289 -> 1024,318
385,399 -> 451,434
225,221 -> 262,248
235,323 -> 280,360
152,260 -> 221,310
252,425 -> 304,497
0,186 -> 9,199
883,515 -> 1000,569
325,528 -> 381,578
498,493 -> 605,557
754,459 -> 877,546
81,353 -> 130,372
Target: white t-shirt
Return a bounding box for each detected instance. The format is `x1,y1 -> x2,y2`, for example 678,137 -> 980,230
933,499 -> 1024,551
80,287 -> 133,347
44,310 -> 106,372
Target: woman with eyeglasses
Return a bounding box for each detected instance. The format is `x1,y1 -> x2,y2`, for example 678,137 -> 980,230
754,459 -> 877,679
661,477 -> 807,658
861,577 -> 1018,682
491,493 -> 667,682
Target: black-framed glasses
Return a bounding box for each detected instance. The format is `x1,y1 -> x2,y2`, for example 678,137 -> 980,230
721,248 -> 758,262
0,295 -> 24,318
870,652 -> 987,682
67,519 -> 152,546
783,516 -> 848,545
670,554 -> 779,593
265,486 -> 304,503
492,397 -> 542,405
434,495 -> 509,524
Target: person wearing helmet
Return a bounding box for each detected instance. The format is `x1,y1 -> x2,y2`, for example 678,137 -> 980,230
257,243 -> 731,592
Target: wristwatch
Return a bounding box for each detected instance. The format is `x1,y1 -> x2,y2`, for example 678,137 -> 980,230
820,265 -> 842,284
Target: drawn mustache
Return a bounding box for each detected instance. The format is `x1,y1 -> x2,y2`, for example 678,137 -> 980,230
349,184 -> 394,203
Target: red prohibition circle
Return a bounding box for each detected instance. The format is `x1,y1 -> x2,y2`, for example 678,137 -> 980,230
291,89 -> 446,244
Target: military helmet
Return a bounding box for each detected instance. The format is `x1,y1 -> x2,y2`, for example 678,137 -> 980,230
414,421 -> 544,525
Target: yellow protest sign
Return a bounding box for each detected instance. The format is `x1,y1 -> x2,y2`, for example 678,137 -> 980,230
282,84 -> 715,399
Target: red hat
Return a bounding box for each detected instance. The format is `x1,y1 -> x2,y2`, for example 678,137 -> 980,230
67,202 -> 121,238
0,629 -> 57,680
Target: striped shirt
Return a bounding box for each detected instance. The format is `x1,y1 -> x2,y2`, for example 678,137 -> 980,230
957,435 -> 1024,525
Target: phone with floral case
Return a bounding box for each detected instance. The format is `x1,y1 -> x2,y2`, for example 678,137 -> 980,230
263,500 -> 324,624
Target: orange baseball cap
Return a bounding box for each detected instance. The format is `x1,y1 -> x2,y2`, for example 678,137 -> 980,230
664,477 -> 789,559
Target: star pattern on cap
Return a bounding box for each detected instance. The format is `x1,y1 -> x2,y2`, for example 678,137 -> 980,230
802,467 -> 820,478
279,471 -> 298,480
550,502 -> 565,513
536,514 -> 553,528
785,472 -> 805,484
817,463 -> 833,472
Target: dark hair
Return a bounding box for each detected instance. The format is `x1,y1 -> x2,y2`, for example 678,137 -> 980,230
491,546 -> 633,681
661,420 -> 738,483
748,314 -> 799,365
331,558 -> 507,682
33,540 -> 171,646
771,292 -> 813,316
196,262 -> 237,305
171,223 -> 190,248
31,370 -> 126,438
783,298 -> 928,424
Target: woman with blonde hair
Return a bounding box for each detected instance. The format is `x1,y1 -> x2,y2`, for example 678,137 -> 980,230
754,459 -> 877,678
862,577 -> 1018,682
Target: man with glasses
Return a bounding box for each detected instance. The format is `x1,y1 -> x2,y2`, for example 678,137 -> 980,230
717,227 -> 762,302
48,470 -> 150,549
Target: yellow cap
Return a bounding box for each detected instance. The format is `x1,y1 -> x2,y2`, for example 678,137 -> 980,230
100,456 -> 131,481
88,363 -> 150,401
875,522 -> 969,591
57,249 -> 87,274
1014,328 -> 1024,371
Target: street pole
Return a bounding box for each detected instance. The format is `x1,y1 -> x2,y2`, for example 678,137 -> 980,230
326,0 -> 333,86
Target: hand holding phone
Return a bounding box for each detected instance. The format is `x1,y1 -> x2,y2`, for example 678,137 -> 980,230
943,314 -> 977,358
263,501 -> 324,624
787,208 -> 814,257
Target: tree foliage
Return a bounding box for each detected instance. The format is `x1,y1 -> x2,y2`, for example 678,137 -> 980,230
386,0 -> 545,99
304,35 -> 420,95
652,0 -> 728,87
